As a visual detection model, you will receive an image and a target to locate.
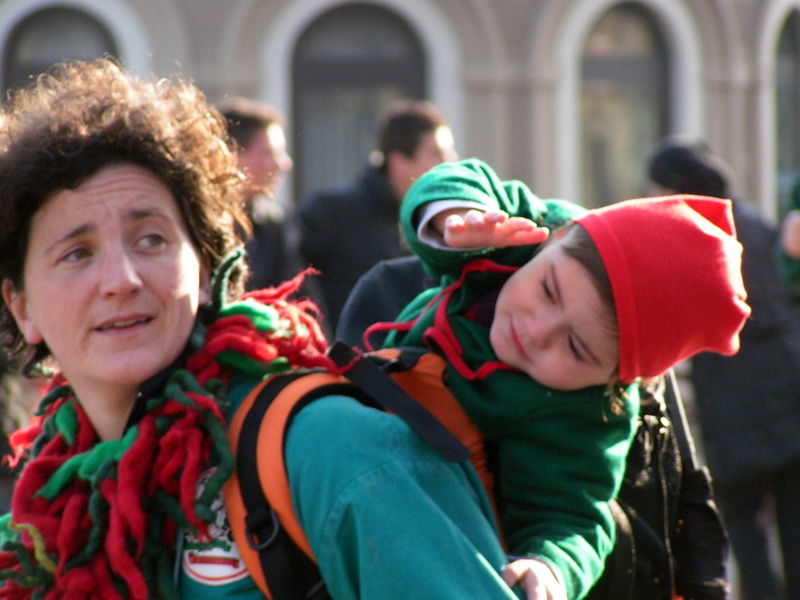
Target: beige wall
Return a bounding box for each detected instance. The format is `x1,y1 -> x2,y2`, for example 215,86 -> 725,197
0,0 -> 796,217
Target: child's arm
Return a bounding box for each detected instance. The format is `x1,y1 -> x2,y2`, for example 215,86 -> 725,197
399,158 -> 583,277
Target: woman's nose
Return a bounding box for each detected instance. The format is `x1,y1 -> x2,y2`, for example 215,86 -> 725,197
99,247 -> 142,297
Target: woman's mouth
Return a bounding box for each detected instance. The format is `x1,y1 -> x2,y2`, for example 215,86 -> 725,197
96,316 -> 151,331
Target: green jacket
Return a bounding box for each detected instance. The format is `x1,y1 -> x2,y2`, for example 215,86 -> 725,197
387,158 -> 639,600
180,374 -> 521,600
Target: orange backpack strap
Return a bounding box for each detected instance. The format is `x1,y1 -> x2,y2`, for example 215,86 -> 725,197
224,369 -> 361,599
349,345 -> 499,526
223,343 -> 495,600
328,342 -> 470,462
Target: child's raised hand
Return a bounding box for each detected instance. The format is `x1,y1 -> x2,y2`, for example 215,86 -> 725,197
502,559 -> 567,600
435,208 -> 549,249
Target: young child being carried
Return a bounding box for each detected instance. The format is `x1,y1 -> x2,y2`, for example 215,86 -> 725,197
373,158 -> 750,600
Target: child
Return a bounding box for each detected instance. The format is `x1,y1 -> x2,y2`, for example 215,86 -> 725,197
377,158 -> 750,600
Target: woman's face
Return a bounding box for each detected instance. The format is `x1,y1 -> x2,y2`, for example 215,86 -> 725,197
490,231 -> 619,390
3,163 -> 209,403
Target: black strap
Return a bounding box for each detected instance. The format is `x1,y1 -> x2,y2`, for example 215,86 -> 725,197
237,343 -> 470,599
237,371 -> 331,600
328,340 -> 469,463
663,368 -> 699,471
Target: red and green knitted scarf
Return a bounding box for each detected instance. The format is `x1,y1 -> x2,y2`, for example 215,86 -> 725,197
0,252 -> 334,599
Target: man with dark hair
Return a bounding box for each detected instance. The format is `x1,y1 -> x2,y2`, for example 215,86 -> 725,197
218,97 -> 301,291
648,135 -> 800,600
298,100 -> 457,331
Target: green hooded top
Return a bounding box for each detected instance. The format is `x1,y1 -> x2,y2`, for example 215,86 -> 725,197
386,158 -> 639,600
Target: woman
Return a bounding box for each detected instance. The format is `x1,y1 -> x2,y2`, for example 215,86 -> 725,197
0,59 -> 518,600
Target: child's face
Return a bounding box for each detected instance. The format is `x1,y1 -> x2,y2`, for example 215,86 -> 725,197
490,230 -> 619,390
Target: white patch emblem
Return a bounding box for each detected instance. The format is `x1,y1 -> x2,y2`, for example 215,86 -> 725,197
182,469 -> 249,585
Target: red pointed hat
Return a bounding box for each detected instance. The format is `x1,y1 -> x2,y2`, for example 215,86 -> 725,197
575,195 -> 750,383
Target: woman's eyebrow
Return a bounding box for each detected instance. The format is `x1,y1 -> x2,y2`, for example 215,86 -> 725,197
125,207 -> 170,223
46,223 -> 94,255
45,207 -> 171,256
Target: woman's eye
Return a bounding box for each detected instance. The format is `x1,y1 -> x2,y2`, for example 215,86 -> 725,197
61,247 -> 91,263
137,233 -> 166,249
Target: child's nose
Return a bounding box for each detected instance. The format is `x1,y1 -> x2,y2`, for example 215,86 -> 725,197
526,315 -> 558,349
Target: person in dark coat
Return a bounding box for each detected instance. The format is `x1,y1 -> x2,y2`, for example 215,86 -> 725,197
218,97 -> 302,292
298,100 -> 457,332
336,255 -> 433,349
648,135 -> 800,600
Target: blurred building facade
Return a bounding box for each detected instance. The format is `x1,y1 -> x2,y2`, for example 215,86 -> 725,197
0,0 -> 798,218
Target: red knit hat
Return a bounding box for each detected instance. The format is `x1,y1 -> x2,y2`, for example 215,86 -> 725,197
575,195 -> 750,383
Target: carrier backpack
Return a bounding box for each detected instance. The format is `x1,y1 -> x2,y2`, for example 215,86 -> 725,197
223,342 -> 729,600
222,341 -> 494,599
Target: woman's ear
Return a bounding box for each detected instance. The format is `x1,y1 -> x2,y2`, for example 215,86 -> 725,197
2,279 -> 43,345
198,256 -> 212,306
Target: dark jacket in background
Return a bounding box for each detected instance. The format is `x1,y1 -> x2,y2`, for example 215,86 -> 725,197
336,255 -> 434,349
298,165 -> 409,331
245,198 -> 304,291
691,201 -> 800,486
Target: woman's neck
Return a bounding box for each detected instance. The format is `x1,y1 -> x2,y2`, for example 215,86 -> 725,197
69,383 -> 138,441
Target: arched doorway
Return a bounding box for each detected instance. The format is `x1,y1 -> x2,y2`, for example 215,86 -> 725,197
580,2 -> 670,207
3,6 -> 117,93
776,9 -> 800,217
292,3 -> 426,204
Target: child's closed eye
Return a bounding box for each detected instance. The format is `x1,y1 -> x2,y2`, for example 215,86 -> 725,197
568,336 -> 586,362
541,278 -> 554,302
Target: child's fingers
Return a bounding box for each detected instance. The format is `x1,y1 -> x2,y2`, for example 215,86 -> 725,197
502,559 -> 567,600
481,210 -> 509,224
444,213 -> 467,233
492,219 -> 549,247
442,210 -> 547,248
501,562 -> 524,587
507,226 -> 549,246
464,209 -> 494,229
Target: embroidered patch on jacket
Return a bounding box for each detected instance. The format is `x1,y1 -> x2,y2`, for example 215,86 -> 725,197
182,468 -> 249,585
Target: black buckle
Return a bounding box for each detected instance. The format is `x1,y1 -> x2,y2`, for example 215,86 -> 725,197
245,506 -> 281,550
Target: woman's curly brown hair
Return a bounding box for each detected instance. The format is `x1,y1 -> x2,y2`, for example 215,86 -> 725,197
0,57 -> 249,366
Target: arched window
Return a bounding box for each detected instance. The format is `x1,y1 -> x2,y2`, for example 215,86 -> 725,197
3,7 -> 117,93
292,3 -> 425,204
776,9 -> 800,217
580,2 -> 669,208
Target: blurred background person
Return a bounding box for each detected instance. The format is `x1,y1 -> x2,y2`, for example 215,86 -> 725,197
648,135 -> 800,600
218,97 -> 303,292
298,100 -> 457,332
336,254 -> 433,349
0,350 -> 36,513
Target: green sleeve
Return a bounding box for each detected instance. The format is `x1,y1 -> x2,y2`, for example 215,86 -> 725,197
444,366 -> 639,600
286,395 -> 523,600
497,385 -> 639,600
400,158 -> 587,278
